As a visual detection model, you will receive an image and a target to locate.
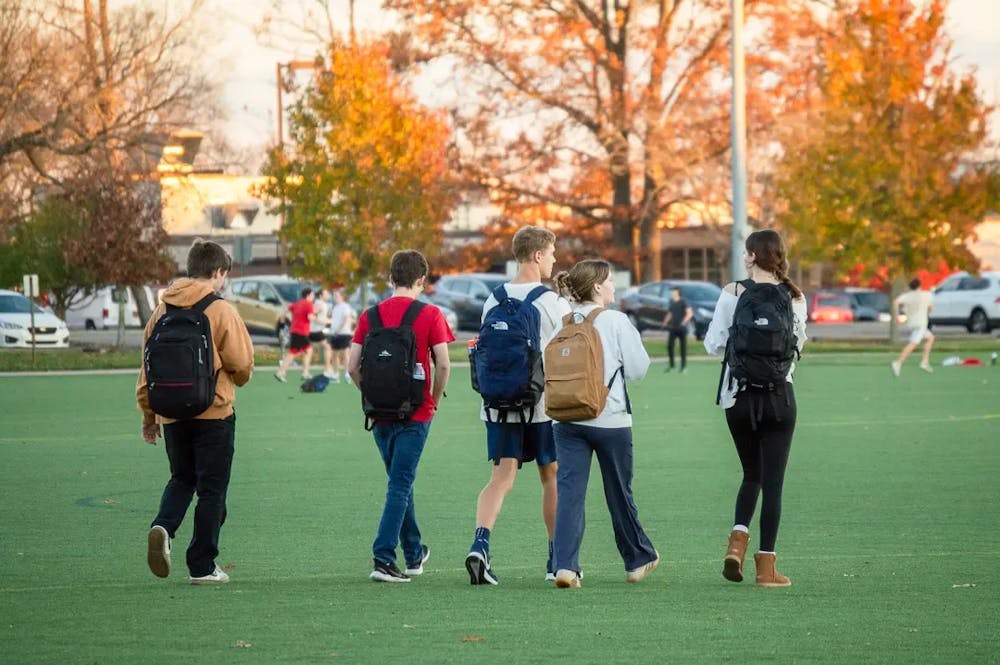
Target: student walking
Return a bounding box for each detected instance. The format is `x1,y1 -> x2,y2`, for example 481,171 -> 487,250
891,278 -> 935,376
348,250 -> 454,582
662,287 -> 693,373
275,288 -> 315,382
548,260 -> 658,588
465,226 -> 571,585
309,288 -> 334,378
703,229 -> 807,587
137,239 -> 254,584
327,288 -> 356,383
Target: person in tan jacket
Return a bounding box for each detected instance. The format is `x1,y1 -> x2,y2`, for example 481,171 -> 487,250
136,239 -> 254,585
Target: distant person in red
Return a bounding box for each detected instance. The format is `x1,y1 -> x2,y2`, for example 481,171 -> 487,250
275,288 -> 315,382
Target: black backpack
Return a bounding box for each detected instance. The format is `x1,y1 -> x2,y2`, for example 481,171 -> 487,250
359,300 -> 426,430
144,294 -> 220,419
720,280 -> 798,400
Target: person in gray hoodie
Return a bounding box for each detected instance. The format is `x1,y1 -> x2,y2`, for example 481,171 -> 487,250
549,259 -> 658,588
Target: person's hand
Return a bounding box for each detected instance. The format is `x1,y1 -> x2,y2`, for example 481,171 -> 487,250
142,423 -> 161,445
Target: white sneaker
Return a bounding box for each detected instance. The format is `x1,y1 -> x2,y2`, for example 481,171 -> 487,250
147,525 -> 170,578
626,551 -> 660,583
301,372 -> 312,380
555,569 -> 581,588
274,371 -> 287,383
919,363 -> 933,373
890,361 -> 901,377
189,565 -> 230,585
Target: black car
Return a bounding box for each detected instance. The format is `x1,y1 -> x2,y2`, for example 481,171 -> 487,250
430,272 -> 510,331
618,280 -> 722,339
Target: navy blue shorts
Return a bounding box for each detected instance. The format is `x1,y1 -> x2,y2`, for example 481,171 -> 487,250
485,421 -> 557,467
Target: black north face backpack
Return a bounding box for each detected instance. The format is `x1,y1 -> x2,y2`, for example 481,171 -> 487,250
720,280 -> 798,400
359,300 -> 426,430
144,294 -> 220,419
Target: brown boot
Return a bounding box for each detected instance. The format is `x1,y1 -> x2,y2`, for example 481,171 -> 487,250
722,530 -> 749,582
754,552 -> 791,587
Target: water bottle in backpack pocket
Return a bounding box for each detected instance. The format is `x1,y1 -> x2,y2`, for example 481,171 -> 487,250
144,294 -> 220,419
470,285 -> 548,422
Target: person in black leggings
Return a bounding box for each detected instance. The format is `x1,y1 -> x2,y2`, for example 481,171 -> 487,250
703,229 -> 806,587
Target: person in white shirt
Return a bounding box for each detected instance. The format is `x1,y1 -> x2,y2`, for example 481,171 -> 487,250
326,288 -> 356,382
309,289 -> 333,379
891,278 -> 935,376
548,259 -> 658,589
465,226 -> 572,586
703,229 -> 807,588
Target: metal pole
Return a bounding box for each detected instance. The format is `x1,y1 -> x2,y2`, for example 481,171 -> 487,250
730,0 -> 749,282
276,62 -> 287,270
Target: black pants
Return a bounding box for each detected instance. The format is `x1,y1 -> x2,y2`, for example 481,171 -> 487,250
667,329 -> 687,369
724,386 -> 796,552
153,414 -> 235,577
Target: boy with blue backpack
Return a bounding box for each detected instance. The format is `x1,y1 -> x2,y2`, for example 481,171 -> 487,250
465,226 -> 571,585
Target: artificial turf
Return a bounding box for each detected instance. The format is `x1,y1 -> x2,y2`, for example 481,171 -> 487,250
0,353 -> 997,663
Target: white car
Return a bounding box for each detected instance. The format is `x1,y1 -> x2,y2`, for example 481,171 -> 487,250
0,290 -> 70,348
930,271 -> 1000,334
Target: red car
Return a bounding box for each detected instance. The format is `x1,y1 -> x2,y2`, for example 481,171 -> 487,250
808,291 -> 854,323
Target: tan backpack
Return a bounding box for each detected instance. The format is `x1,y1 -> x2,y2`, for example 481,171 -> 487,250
544,307 -> 610,422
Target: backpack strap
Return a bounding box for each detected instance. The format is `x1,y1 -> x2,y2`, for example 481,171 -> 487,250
191,293 -> 220,313
366,304 -> 383,331
524,285 -> 549,304
605,366 -> 631,414
492,285 -> 508,303
399,300 -> 426,328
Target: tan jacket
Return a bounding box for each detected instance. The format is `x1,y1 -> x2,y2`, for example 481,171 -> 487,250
136,278 -> 254,426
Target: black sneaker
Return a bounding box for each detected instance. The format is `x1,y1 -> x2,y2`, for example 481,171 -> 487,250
465,550 -> 499,586
369,559 -> 410,583
405,545 -> 430,576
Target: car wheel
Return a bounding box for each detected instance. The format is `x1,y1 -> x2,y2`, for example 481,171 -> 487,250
85,319 -> 96,330
626,312 -> 642,331
967,308 -> 990,334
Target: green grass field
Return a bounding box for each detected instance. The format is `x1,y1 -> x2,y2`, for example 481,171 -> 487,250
1,354 -> 998,664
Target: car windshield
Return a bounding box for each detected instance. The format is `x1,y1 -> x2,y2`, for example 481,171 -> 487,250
852,292 -> 888,308
680,284 -> 722,301
273,283 -> 304,303
0,294 -> 44,314
817,294 -> 851,307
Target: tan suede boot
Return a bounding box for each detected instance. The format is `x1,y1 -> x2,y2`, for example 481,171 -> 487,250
754,552 -> 791,587
723,530 -> 749,582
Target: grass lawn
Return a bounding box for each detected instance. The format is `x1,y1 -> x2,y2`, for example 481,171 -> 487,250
1,354 -> 997,663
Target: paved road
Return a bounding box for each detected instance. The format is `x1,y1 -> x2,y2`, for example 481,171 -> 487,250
66,321 -> 995,350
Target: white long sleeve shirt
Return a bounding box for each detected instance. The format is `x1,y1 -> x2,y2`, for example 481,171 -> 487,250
550,304 -> 651,429
703,288 -> 808,409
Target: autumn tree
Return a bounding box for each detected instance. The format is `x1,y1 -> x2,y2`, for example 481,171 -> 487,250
774,0 -> 995,288
383,0 -> 817,280
260,40 -> 455,291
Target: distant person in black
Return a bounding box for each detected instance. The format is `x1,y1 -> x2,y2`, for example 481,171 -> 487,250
661,288 -> 692,373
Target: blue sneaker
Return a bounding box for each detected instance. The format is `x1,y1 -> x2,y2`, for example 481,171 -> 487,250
465,550 -> 498,586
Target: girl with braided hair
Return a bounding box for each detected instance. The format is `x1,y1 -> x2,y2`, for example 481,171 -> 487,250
703,229 -> 808,587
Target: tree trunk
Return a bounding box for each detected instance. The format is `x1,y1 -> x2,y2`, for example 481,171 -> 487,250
131,284 -> 152,325
115,284 -> 126,348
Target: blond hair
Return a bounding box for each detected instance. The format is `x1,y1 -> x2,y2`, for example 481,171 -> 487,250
512,226 -> 556,263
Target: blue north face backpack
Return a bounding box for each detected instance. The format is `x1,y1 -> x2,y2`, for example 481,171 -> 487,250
470,284 -> 548,422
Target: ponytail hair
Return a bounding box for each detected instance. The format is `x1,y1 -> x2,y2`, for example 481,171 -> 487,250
745,230 -> 802,299
554,260 -> 611,303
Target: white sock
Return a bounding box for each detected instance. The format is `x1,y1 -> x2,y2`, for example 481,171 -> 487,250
757,550 -> 775,555
732,525 -> 749,534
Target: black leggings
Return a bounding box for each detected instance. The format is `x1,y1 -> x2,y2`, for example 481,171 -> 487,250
724,385 -> 796,552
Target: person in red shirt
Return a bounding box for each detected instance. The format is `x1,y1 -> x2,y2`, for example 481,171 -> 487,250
274,288 -> 315,382
348,250 -> 454,582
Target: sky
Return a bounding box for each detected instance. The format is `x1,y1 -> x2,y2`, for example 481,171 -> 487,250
200,1 -> 1000,152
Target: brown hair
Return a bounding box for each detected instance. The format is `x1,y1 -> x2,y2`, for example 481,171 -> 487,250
390,249 -> 429,288
908,278 -> 921,290
186,239 -> 232,278
512,226 -> 556,263
745,230 -> 802,299
554,259 -> 612,303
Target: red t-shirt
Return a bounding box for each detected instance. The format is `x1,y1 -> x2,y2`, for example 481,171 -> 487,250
288,299 -> 314,335
352,296 -> 455,421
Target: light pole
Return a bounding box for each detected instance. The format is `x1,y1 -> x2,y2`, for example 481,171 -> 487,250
730,0 -> 749,282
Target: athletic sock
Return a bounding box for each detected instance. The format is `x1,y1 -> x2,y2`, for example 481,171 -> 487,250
472,527 -> 491,554
732,524 -> 749,534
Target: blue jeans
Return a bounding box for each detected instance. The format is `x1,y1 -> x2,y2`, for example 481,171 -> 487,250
552,423 -> 657,573
371,420 -> 431,566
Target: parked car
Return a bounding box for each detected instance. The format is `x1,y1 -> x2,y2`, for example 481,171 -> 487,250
617,280 -> 722,339
225,275 -> 314,341
64,286 -> 155,330
831,287 -> 891,322
807,291 -> 854,323
430,272 -> 510,331
930,271 -> 1000,333
0,289 -> 70,348
348,283 -> 460,333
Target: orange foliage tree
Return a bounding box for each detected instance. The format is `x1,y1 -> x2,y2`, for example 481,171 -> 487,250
775,0 -> 996,287
260,40 -> 455,290
385,0 -> 817,280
